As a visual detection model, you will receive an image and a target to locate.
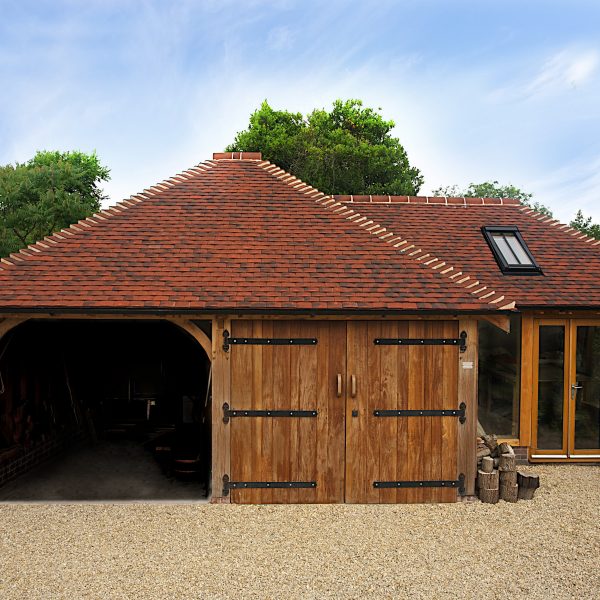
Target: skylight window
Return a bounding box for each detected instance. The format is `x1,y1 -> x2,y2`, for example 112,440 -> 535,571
482,226 -> 542,275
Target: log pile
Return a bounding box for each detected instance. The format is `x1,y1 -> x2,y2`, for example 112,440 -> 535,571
476,434 -> 539,504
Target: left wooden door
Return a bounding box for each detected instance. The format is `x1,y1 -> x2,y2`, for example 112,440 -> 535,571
228,320 -> 346,503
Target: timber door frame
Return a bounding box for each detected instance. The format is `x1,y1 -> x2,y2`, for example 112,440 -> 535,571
530,318 -> 600,461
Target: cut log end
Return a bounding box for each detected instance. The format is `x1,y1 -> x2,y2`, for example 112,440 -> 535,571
481,456 -> 494,473
517,472 -> 540,500
499,453 -> 517,472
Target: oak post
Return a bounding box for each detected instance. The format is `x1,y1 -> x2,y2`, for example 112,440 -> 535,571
211,316 -> 231,502
458,318 -> 478,496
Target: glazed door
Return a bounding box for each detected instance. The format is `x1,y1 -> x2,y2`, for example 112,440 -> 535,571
532,320 -> 600,459
345,321 -> 461,503
569,324 -> 600,458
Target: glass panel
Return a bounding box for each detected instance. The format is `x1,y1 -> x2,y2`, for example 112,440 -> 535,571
537,326 -> 565,450
574,326 -> 600,450
492,233 -> 519,265
505,235 -> 533,265
478,316 -> 521,437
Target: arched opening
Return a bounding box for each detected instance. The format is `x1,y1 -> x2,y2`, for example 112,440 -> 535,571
0,319 -> 212,501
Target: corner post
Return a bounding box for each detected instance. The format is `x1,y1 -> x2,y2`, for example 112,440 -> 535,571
211,316 -> 231,502
458,318 -> 478,496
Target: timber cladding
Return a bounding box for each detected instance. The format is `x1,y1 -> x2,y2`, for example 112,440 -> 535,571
224,319 -> 467,504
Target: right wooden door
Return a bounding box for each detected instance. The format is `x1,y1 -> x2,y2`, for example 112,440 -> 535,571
345,321 -> 462,503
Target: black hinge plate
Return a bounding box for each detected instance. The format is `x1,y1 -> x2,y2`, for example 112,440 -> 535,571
374,330 -> 467,352
374,474 -> 465,495
222,475 -> 316,496
373,402 -> 466,424
223,330 -> 317,352
223,403 -> 317,423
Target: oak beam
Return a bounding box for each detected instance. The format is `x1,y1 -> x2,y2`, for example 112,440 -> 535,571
480,314 -> 511,333
0,318 -> 27,341
168,319 -> 212,362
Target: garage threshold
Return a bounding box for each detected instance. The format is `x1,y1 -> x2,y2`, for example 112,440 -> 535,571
0,440 -> 209,503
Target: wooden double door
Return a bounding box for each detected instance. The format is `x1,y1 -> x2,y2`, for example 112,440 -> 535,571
227,320 -> 463,503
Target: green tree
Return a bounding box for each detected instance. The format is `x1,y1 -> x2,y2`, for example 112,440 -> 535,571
227,99 -> 423,195
0,150 -> 110,257
570,210 -> 600,239
432,180 -> 553,216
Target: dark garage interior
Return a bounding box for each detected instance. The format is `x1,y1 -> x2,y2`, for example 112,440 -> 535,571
0,319 -> 212,501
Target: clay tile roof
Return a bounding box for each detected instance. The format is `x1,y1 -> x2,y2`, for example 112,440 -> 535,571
336,196 -> 600,309
0,154 -> 518,314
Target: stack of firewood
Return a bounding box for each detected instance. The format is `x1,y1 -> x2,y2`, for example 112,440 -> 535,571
476,434 -> 539,504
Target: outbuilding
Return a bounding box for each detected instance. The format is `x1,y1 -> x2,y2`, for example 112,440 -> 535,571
0,152 -> 598,503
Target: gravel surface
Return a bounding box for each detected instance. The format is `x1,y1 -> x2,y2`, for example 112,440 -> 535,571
0,464 -> 598,599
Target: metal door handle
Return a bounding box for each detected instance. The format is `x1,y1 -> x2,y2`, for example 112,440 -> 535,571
351,374 -> 357,398
571,382 -> 583,399
337,374 -> 343,397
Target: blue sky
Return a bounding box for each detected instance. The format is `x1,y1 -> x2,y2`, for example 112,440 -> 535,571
1,0 -> 599,222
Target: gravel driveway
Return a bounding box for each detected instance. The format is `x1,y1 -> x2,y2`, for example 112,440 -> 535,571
0,464 -> 598,599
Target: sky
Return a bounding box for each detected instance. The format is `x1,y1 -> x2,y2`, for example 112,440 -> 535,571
1,0 -> 599,223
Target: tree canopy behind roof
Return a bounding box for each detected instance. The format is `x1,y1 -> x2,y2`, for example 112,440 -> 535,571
227,99 -> 423,196
0,150 -> 110,257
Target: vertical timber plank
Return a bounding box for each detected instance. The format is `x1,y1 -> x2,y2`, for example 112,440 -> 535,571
379,321 -> 398,504
440,320 -> 459,502
407,321 -> 425,503
298,322 -> 318,503
288,321 -> 301,504
366,321 -> 382,503
261,320 -> 274,504
395,321 -> 410,503
316,322 -> 330,502
345,321 -> 367,503
272,321 -> 292,503
328,321 -> 346,503
428,321 -> 445,502
211,316 -> 231,503
250,321 -> 263,504
230,320 -> 253,504
458,318 -> 478,497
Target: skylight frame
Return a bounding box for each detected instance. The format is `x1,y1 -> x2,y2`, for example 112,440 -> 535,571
481,226 -> 543,275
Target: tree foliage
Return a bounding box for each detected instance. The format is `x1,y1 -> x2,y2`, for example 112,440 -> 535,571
227,99 -> 423,195
0,150 -> 110,257
432,180 -> 553,216
570,210 -> 600,240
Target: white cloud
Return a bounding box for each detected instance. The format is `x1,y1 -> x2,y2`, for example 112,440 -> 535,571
529,48 -> 598,93
491,47 -> 600,102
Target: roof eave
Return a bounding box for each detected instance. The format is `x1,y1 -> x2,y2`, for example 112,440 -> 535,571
0,306 -> 516,317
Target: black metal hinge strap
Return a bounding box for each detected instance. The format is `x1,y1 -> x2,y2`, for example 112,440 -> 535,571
373,330 -> 467,352
222,403 -> 317,423
373,474 -> 465,495
222,475 -> 316,496
223,330 -> 317,352
373,402 -> 466,424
